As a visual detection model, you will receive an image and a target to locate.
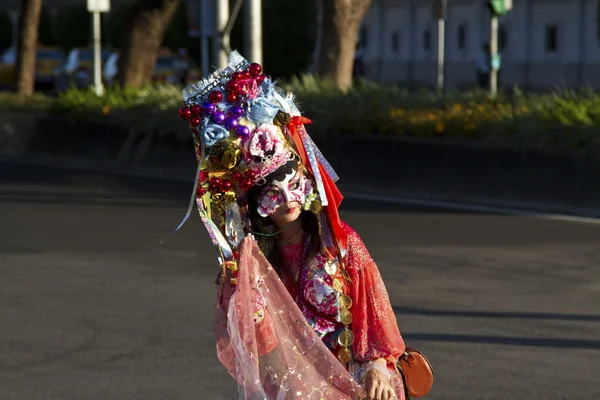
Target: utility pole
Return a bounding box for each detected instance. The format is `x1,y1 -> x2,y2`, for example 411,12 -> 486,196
432,0 -> 447,93
244,0 -> 263,65
212,0 -> 229,69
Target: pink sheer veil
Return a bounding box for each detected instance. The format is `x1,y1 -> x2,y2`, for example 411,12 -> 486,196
214,236 -> 366,400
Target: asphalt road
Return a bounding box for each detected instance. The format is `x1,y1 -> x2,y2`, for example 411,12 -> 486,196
1,162 -> 599,400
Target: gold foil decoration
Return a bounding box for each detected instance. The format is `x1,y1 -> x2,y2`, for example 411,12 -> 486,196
339,309 -> 353,325
212,191 -> 237,207
220,146 -> 242,169
209,140 -> 242,171
337,329 -> 355,347
337,346 -> 353,364
338,294 -> 353,309
332,278 -> 344,293
324,260 -> 338,276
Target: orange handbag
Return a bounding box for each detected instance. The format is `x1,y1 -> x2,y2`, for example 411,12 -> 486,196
396,348 -> 434,398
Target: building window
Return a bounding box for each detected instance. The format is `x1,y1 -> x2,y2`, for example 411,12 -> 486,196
423,29 -> 431,51
391,31 -> 401,53
457,23 -> 467,50
545,24 -> 558,53
359,26 -> 369,49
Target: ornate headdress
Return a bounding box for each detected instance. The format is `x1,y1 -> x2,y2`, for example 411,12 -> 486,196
174,51 -> 346,281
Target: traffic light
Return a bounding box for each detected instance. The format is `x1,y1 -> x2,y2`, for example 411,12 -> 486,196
487,0 -> 513,16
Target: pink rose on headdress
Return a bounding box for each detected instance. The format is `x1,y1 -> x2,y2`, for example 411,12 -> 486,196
242,123 -> 291,178
237,79 -> 259,99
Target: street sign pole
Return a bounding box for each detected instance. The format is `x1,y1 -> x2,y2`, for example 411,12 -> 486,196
92,11 -> 103,96
437,18 -> 445,93
489,14 -> 499,98
87,0 -> 110,96
487,0 -> 512,98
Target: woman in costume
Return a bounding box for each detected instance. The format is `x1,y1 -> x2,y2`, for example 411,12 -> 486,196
176,51 -> 406,400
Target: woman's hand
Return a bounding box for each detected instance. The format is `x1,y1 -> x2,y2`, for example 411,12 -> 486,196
365,361 -> 396,400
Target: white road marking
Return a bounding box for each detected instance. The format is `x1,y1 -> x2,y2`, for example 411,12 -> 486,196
343,192 -> 600,225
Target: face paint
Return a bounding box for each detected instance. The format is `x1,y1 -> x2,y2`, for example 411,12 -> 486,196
257,170 -> 313,217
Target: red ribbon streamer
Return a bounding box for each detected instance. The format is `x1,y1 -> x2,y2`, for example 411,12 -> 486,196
287,116 -> 347,249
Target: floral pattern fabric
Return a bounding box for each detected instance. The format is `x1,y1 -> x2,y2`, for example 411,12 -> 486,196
214,222 -> 406,399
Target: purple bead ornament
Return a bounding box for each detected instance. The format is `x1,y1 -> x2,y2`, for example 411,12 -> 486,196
230,106 -> 244,119
202,101 -> 216,114
225,117 -> 239,130
211,110 -> 226,124
236,125 -> 250,139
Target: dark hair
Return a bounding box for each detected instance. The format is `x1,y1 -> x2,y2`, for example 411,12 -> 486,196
247,159 -> 321,270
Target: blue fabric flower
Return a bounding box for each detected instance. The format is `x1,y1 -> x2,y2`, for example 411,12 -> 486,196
201,120 -> 229,147
249,96 -> 280,124
259,78 -> 275,97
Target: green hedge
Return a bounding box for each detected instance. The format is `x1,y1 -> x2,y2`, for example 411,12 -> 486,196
3,80 -> 600,156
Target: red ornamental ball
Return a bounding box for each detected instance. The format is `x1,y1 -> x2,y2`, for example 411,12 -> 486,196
231,171 -> 243,182
241,70 -> 251,80
196,186 -> 207,196
178,106 -> 191,120
209,177 -> 221,188
249,63 -> 262,76
226,92 -> 238,103
219,180 -> 233,192
190,104 -> 202,116
189,117 -> 201,127
244,170 -> 258,181
240,179 -> 253,191
208,90 -> 223,104
256,74 -> 267,84
226,80 -> 239,93
232,71 -> 243,81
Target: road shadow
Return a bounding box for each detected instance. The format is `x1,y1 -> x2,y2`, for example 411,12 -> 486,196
394,306 -> 600,323
402,333 -> 600,350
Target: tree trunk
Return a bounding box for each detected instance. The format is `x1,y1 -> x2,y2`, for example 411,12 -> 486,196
15,0 -> 42,96
117,0 -> 179,88
317,0 -> 373,91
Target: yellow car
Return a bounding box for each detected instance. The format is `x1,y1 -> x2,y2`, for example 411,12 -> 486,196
0,46 -> 65,91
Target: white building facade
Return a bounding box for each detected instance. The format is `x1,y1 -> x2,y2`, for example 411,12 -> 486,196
361,0 -> 600,89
